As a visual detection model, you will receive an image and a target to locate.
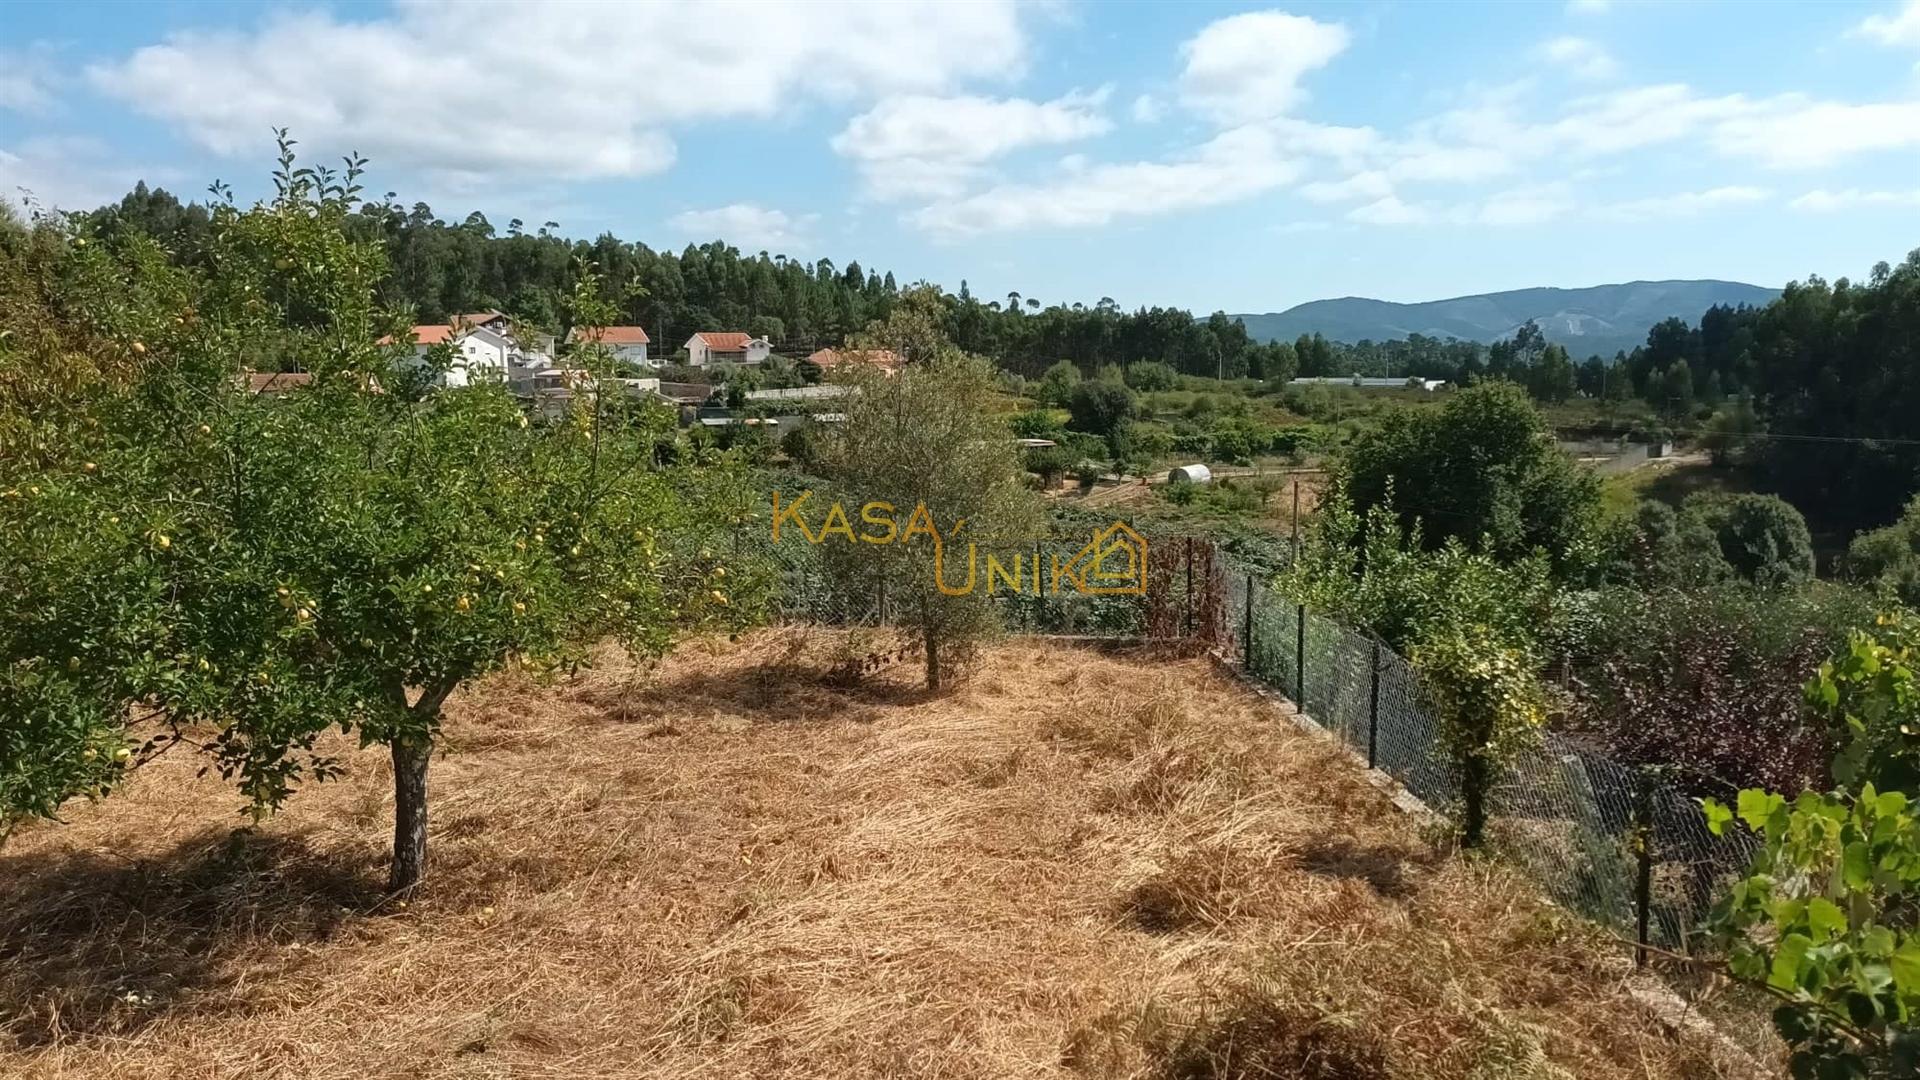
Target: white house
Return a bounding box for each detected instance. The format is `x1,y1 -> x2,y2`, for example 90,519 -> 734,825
441,326 -> 515,387
685,331 -> 771,367
386,310 -> 555,389
568,325 -> 652,367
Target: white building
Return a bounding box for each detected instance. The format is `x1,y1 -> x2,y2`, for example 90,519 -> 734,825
387,310 -> 557,389
567,325 -> 652,367
1290,374 -> 1448,392
685,331 -> 771,367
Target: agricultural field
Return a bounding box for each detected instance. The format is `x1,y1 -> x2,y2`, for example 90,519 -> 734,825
0,632 -> 1739,1080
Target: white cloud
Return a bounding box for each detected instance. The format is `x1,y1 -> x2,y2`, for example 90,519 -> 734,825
909,124 -> 1301,236
1131,94 -> 1166,123
1385,142 -> 1514,183
88,0 -> 1031,187
1854,1 -> 1920,47
1473,184 -> 1574,225
0,137 -> 169,213
1790,187 -> 1920,211
1348,195 -> 1430,225
1598,185 -> 1770,221
669,204 -> 818,250
1178,10 -> 1350,125
0,50 -> 56,113
1300,170 -> 1393,204
1537,36 -> 1619,81
1421,81 -> 1920,171
832,89 -> 1111,200
1711,99 -> 1920,168
1567,0 -> 1612,13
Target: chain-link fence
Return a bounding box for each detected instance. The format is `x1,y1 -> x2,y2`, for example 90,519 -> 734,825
1221,567 -> 1760,955
750,524 -> 1757,956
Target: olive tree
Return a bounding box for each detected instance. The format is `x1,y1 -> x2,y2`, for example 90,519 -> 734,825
0,139 -> 755,892
815,288 -> 1040,690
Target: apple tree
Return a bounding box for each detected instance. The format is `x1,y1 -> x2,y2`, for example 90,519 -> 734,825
0,136 -> 761,892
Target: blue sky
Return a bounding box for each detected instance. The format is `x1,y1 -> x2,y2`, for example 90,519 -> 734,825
6,0 -> 1920,313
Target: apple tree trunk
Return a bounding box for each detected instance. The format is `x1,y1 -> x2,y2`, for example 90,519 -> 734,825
389,738 -> 432,894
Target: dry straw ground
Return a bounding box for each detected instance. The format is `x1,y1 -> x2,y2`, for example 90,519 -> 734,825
2,631 -> 1745,1079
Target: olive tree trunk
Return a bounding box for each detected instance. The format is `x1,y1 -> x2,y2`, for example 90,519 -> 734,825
389,737 -> 432,894
924,623 -> 942,691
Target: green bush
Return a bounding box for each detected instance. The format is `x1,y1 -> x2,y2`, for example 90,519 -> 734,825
1341,381 -> 1603,580
1681,492 -> 1815,587
1009,408 -> 1064,439
1123,360 -> 1178,392
1067,378 -> 1137,436
1845,495 -> 1920,606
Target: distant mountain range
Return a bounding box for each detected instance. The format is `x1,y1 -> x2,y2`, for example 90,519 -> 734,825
1232,280 -> 1780,359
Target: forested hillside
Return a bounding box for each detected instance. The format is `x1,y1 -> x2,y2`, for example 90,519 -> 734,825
1233,279 -> 1778,359
85,182 -> 1287,380
84,181 -> 1920,532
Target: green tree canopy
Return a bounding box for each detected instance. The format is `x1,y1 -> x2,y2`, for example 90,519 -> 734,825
1,142 -> 756,892
1341,381 -> 1602,578
1067,377 -> 1138,437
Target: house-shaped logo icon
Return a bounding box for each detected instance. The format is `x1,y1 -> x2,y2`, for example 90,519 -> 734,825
1062,521 -> 1147,595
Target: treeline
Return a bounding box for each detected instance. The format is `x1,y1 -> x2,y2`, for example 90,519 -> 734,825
86,183 -> 1284,378
1324,257 -> 1920,534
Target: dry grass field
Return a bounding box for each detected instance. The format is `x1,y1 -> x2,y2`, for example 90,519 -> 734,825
1,630 -> 1746,1079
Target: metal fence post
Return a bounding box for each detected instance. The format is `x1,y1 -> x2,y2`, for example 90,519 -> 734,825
1242,573 -> 1254,669
1294,603 -> 1306,705
1633,769 -> 1655,969
1368,638 -> 1381,770
1183,538 -> 1195,639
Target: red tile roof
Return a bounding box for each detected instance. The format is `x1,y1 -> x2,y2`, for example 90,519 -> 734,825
455,310 -> 507,328
693,332 -> 753,352
244,371 -> 314,394
807,347 -> 904,374
569,326 -> 651,345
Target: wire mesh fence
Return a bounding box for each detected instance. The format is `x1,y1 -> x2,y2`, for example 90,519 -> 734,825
750,525 -> 1758,957
1225,566 -> 1760,954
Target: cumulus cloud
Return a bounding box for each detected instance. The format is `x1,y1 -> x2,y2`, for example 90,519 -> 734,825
1537,36 -> 1619,81
669,204 -> 819,250
1177,10 -> 1350,124
1130,94 -> 1166,123
908,124 -> 1301,237
88,0 -> 1030,186
1854,1 -> 1920,47
1790,187 -> 1920,211
832,89 -> 1111,200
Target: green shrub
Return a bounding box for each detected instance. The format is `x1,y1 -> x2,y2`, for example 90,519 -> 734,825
1681,492 -> 1815,587
1341,381 -> 1603,580
1068,378 -> 1137,436
1123,360 -> 1178,392
1845,495 -> 1920,606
